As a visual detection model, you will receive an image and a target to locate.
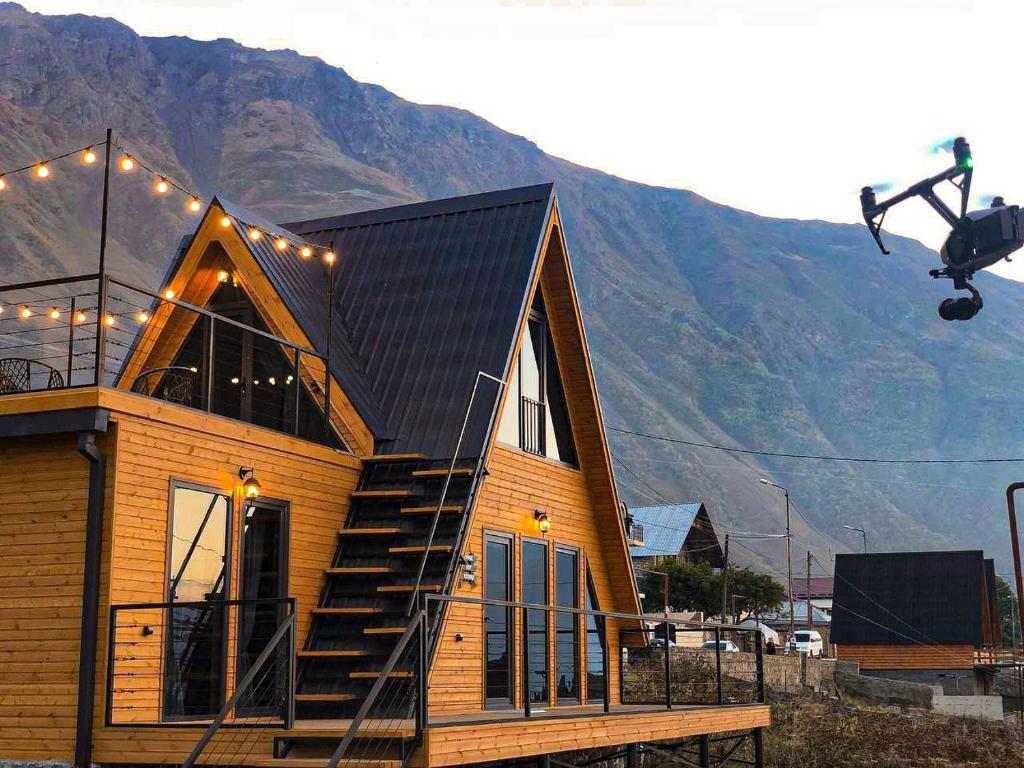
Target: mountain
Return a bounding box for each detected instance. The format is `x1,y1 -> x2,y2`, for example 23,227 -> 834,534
3,2 -> 1023,573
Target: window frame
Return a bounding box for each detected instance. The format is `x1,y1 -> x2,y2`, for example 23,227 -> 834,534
520,536 -> 551,706
553,543 -> 582,705
482,530 -> 516,709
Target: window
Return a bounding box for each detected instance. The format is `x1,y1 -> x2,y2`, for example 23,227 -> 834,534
585,565 -> 606,704
484,533 -> 514,706
554,546 -> 580,703
164,484 -> 231,720
521,539 -> 550,704
497,292 -> 577,464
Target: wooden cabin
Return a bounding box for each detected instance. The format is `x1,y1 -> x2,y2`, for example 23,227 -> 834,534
0,184 -> 769,768
831,550 -> 1000,694
627,502 -> 725,569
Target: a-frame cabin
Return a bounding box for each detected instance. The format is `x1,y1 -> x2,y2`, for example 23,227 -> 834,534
0,184 -> 769,768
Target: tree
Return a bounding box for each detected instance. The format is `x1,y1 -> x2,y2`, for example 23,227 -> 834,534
994,575 -> 1021,646
636,560 -> 785,620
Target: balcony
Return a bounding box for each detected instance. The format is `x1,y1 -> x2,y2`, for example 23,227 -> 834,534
0,273 -> 340,447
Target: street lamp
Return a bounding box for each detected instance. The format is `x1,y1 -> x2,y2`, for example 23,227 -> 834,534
842,524 -> 867,554
760,478 -> 795,643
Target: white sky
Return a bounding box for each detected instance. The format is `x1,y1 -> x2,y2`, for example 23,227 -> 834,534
22,0 -> 1024,280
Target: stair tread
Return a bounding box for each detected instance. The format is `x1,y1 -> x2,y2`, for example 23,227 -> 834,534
377,584 -> 441,593
350,670 -> 413,679
295,693 -> 358,702
351,489 -> 412,498
410,468 -> 474,477
363,453 -> 427,463
297,649 -> 370,658
400,505 -> 464,515
326,567 -> 392,575
337,527 -> 403,536
249,760 -> 400,768
364,626 -> 407,635
311,607 -> 383,615
388,545 -> 453,555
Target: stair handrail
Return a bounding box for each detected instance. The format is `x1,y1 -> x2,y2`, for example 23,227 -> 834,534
179,604 -> 296,768
326,610 -> 428,768
405,370 -> 505,617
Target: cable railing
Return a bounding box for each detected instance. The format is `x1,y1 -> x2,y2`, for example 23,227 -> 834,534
106,597 -> 296,728
0,272 -> 339,446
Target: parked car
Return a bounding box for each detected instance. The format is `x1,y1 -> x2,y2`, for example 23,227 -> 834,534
789,630 -> 824,658
701,640 -> 740,653
649,637 -> 676,647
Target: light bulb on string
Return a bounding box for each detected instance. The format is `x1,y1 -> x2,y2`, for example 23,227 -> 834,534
104,314 -> 115,327
81,148 -> 97,165
163,289 -> 176,300
220,215 -> 232,228
118,155 -> 135,172
48,307 -> 61,320
187,198 -> 202,213
0,177 -> 7,192
34,164 -> 50,179
324,251 -> 336,264
275,237 -> 288,251
19,306 -> 31,319
136,310 -> 149,323
75,311 -> 87,324
216,270 -> 231,284
248,227 -> 262,241
154,177 -> 170,195
300,246 -> 313,259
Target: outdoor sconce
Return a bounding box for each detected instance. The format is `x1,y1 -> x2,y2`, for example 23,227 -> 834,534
534,509 -> 551,535
216,269 -> 231,284
239,466 -> 261,500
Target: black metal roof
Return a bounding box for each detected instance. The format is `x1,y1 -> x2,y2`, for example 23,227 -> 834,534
217,184 -> 555,457
830,550 -> 989,647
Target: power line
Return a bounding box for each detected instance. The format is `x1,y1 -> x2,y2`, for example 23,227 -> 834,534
608,425 -> 1024,465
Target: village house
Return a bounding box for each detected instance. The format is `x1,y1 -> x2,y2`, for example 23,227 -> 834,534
0,184 -> 769,768
627,502 -> 725,569
831,550 -> 1001,694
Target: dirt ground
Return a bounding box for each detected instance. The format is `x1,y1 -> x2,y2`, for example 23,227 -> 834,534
764,694 -> 1024,768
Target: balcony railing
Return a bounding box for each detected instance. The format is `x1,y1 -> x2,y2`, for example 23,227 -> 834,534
0,273 -> 336,445
520,395 -> 545,456
106,597 -> 296,727
626,519 -> 646,547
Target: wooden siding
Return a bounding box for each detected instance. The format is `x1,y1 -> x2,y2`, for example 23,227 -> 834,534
423,705 -> 771,767
0,432 -> 111,760
835,644 -> 975,670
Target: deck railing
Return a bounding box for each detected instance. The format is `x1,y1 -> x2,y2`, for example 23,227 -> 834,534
105,597 -> 296,728
0,273 -> 336,445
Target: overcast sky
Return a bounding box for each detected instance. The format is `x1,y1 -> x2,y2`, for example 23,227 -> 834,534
22,0 -> 1024,280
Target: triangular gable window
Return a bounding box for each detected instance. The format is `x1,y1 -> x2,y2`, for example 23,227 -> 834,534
497,291 -> 577,464
167,282 -> 346,449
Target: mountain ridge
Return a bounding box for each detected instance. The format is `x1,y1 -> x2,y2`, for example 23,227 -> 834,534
3,2 -> 1022,571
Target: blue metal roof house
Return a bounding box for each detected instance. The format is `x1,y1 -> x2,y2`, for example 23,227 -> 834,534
627,502 -> 725,568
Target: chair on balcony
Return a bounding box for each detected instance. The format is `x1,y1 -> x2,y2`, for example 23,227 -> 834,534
0,358 -> 65,394
131,366 -> 197,406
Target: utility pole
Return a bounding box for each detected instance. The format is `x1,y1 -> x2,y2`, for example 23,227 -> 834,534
760,479 -> 795,643
720,534 -> 730,623
843,524 -> 867,553
806,551 -> 813,628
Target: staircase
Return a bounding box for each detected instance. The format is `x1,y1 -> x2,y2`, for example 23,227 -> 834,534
294,454 -> 479,721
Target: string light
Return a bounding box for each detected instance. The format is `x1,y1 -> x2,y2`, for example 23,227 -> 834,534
154,177 -> 170,195
19,306 -> 31,319
163,289 -> 176,300
81,148 -> 97,165
34,163 -> 50,179
48,307 -> 61,320
118,154 -> 135,172
275,237 -> 288,251
75,311 -> 87,323
216,270 -> 231,284
300,246 -> 313,258
136,310 -> 149,323
220,215 -> 232,228
187,197 -> 201,213
324,251 -> 336,264
104,314 -> 115,327
248,227 -> 262,241
0,177 -> 6,192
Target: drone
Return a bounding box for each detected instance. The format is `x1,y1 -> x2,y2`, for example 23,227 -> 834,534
860,137 -> 1024,321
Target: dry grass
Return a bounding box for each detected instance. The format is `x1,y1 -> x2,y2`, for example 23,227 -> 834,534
764,694 -> 1024,768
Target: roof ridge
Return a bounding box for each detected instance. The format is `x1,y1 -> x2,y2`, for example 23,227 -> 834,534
283,183 -> 555,234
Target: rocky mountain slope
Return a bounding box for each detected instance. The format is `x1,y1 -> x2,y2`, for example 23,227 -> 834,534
3,2 -> 1024,570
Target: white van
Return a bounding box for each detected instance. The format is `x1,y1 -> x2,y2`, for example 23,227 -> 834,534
789,630 -> 824,658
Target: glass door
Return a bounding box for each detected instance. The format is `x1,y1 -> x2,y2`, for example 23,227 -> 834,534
484,533 -> 514,707
522,539 -> 550,705
236,499 -> 288,714
554,546 -> 580,703
164,484 -> 231,720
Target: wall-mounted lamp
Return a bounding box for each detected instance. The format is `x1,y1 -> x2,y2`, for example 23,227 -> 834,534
216,269 -> 231,284
534,510 -> 551,535
239,466 -> 261,500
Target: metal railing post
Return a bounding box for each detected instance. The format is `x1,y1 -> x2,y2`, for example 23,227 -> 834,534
664,620 -> 672,709
293,348 -> 301,435
94,275 -> 109,386
714,627 -> 723,705
286,600 -> 296,729
66,296 -> 76,385
755,631 -> 765,703
602,620 -> 611,713
418,610 -> 428,738
521,605 -> 531,717
104,605 -> 118,726
205,315 -> 214,412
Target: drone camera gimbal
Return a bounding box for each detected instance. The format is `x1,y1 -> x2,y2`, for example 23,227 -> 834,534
860,137 -> 1024,321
